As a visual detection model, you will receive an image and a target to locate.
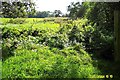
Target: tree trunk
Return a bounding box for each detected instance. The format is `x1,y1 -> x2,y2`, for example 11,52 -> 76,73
114,10 -> 120,62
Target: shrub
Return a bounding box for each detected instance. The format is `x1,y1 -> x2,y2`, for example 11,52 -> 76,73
2,47 -> 100,78
47,33 -> 69,49
7,18 -> 27,24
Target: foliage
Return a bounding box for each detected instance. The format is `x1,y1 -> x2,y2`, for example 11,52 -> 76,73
85,2 -> 114,34
82,2 -> 114,57
1,17 -> 114,61
53,10 -> 62,17
1,1 -> 120,78
2,46 -> 100,78
66,2 -> 114,59
29,11 -> 52,18
1,1 -> 35,18
46,33 -> 69,49
7,18 -> 27,24
67,2 -> 86,19
1,18 -> 107,78
67,2 -> 81,19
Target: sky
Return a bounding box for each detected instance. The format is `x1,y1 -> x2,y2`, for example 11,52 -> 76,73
34,0 -> 82,14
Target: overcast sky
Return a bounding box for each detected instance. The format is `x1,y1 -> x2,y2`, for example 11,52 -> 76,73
34,0 -> 82,14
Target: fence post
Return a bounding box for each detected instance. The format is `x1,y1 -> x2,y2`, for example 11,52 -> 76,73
114,10 -> 120,62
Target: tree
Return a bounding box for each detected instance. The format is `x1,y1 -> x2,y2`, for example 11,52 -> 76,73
0,1 -> 35,18
67,2 -> 82,19
86,2 -> 114,34
82,2 -> 120,61
29,11 -> 51,18
53,10 -> 62,17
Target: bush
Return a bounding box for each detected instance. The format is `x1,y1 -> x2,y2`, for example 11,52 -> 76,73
7,18 -> 27,24
47,33 -> 69,49
2,47 -> 100,78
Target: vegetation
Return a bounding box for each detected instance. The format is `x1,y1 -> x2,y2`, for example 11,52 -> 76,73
2,47 -> 100,78
0,1 -> 120,79
0,1 -> 35,18
0,18 -> 101,78
29,11 -> 52,18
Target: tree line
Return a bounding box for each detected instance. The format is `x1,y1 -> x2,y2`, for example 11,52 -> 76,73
28,10 -> 65,18
0,1 -> 67,18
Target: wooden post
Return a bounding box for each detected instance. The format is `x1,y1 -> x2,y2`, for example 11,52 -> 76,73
114,10 -> 120,62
